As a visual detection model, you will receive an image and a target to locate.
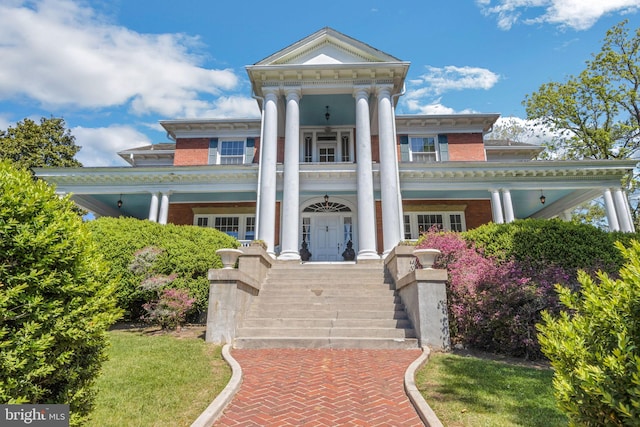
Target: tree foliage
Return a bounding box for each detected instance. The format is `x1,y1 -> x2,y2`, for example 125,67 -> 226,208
537,240 -> 640,426
0,161 -> 121,426
524,20 -> 640,161
0,117 -> 82,171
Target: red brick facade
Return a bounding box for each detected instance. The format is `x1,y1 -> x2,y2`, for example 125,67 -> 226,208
173,138 -> 209,166
447,133 -> 486,161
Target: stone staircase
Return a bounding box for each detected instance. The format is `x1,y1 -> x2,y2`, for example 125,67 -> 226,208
234,262 -> 418,349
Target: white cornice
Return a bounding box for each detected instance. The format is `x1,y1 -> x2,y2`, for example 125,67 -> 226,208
396,114 -> 500,134
160,119 -> 261,140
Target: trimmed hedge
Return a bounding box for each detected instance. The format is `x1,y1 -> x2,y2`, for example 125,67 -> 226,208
0,161 -> 121,426
86,217 -> 239,320
463,218 -> 635,274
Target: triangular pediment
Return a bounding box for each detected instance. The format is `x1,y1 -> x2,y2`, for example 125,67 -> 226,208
254,27 -> 402,66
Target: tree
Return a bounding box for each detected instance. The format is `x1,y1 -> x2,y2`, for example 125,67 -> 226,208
0,160 -> 121,426
0,117 -> 82,171
537,240 -> 640,425
524,20 -> 640,225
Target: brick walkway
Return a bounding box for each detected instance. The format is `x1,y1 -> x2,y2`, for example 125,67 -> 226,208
214,348 -> 425,426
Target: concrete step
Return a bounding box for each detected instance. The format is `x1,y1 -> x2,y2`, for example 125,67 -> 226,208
248,295 -> 402,304
240,318 -> 413,329
247,303 -> 405,314
234,336 -> 419,349
236,327 -> 416,339
244,309 -> 409,319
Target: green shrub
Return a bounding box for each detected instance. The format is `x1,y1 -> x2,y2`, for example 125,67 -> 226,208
0,161 -> 121,426
86,217 -> 238,320
537,240 -> 640,425
464,218 -> 630,274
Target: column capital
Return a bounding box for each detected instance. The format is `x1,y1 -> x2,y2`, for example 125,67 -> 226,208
284,87 -> 302,101
375,85 -> 393,97
353,87 -> 371,99
263,87 -> 280,99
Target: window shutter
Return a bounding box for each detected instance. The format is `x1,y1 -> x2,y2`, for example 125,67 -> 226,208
400,135 -> 409,162
437,134 -> 449,161
208,138 -> 218,164
245,138 -> 255,164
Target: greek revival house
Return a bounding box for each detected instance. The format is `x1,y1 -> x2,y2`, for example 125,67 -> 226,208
37,28 -> 637,261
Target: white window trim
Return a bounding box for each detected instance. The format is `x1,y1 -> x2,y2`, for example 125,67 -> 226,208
193,214 -> 256,241
217,139 -> 247,165
409,135 -> 439,163
403,211 -> 467,239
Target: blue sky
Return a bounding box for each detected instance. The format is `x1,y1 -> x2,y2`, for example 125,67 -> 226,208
0,0 -> 639,166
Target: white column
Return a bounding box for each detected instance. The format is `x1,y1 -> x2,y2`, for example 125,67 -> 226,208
603,188 -> 620,231
354,88 -> 378,259
257,89 -> 279,255
502,189 -> 515,223
279,89 -> 301,260
377,86 -> 402,256
613,188 -> 634,232
148,192 -> 160,222
490,189 -> 504,224
158,192 -> 170,225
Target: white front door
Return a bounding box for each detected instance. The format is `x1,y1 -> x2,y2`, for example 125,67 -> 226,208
313,216 -> 341,261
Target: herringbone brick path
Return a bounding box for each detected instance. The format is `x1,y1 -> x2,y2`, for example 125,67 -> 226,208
215,348 -> 424,426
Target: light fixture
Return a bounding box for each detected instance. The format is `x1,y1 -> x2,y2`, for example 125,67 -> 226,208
117,194 -> 123,208
539,191 -> 546,205
324,194 -> 329,208
325,105 -> 330,122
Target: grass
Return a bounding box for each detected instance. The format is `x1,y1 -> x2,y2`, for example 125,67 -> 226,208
87,328 -> 231,427
416,352 -> 567,427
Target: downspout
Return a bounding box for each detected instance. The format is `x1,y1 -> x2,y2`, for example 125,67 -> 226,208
252,91 -> 266,239
392,84 -> 406,241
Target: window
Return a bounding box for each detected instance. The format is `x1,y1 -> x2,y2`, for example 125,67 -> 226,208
209,138 -> 254,165
400,134 -> 449,162
194,214 -> 256,241
403,211 -> 466,238
219,140 -> 245,164
410,137 -> 437,162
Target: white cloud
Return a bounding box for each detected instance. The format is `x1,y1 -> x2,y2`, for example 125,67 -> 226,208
407,66 -> 500,98
477,0 -> 640,30
0,0 -> 240,117
73,125 -> 151,167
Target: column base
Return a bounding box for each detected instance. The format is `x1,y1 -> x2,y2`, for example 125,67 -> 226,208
357,250 -> 381,262
278,251 -> 301,261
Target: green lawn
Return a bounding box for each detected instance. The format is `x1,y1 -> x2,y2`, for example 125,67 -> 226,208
416,352 -> 567,427
87,328 -> 231,427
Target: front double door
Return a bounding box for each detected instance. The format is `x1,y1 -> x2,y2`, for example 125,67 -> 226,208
313,216 -> 341,261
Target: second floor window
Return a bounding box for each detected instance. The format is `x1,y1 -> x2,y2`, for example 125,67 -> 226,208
209,138 -> 255,165
410,136 -> 437,162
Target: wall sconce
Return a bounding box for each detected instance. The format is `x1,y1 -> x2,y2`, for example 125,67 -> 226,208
324,194 -> 329,208
539,191 -> 546,205
117,194 -> 123,208
325,106 -> 330,122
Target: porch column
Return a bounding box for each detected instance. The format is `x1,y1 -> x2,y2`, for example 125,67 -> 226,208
354,88 -> 379,260
603,188 -> 620,231
158,192 -> 170,225
502,189 -> 515,223
148,192 -> 160,222
257,89 -> 279,256
377,86 -> 403,256
279,89 -> 301,261
613,188 -> 634,232
489,189 -> 504,224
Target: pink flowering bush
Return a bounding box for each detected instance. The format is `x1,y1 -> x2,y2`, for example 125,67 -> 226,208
142,288 -> 196,330
417,229 -> 570,359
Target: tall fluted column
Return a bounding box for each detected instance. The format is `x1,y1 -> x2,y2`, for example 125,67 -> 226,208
502,189 -> 515,223
279,89 -> 301,260
613,188 -> 634,232
158,192 -> 170,225
603,188 -> 620,231
377,86 -> 402,256
354,88 -> 379,259
148,192 -> 159,222
257,89 -> 279,256
490,189 -> 504,224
